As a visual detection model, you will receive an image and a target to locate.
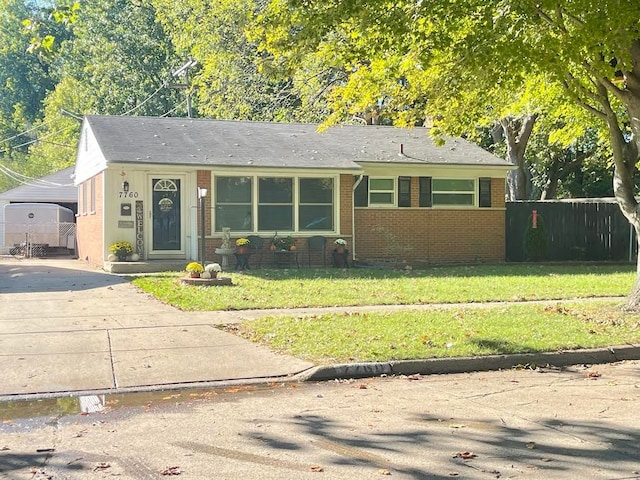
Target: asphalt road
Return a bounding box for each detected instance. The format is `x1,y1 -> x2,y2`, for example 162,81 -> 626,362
1,361 -> 639,480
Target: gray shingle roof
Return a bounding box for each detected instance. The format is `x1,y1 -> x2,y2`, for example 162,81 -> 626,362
86,115 -> 510,169
0,167 -> 77,202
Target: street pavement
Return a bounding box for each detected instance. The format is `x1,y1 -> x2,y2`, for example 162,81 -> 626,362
0,362 -> 639,479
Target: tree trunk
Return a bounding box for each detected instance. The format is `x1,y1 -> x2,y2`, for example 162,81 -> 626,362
502,115 -> 538,201
540,154 -> 561,200
603,41 -> 640,310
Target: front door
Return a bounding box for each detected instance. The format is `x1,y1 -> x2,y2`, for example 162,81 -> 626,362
152,178 -> 182,252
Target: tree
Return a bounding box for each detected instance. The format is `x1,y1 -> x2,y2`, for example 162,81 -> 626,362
253,0 -> 640,309
0,0 -> 62,191
59,0 -> 179,117
152,0 -> 332,122
25,0 -> 183,177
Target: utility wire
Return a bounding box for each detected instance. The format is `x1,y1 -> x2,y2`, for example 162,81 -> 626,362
0,80 -> 171,187
121,81 -> 168,116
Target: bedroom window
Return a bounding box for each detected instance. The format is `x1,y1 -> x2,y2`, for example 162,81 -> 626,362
369,178 -> 395,206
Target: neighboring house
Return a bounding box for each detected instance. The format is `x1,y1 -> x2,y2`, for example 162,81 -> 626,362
73,115 -> 513,270
0,167 -> 77,254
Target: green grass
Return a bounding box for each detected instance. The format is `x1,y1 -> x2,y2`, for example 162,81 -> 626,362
132,264 -> 635,311
234,301 -> 640,364
133,264 -> 640,363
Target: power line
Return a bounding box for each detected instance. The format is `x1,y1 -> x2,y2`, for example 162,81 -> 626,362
0,163 -> 74,188
0,124 -> 77,155
0,122 -> 50,145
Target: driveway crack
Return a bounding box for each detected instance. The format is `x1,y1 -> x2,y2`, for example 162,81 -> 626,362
107,330 -> 118,389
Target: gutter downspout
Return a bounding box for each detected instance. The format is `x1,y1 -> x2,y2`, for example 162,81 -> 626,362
352,174 -> 364,265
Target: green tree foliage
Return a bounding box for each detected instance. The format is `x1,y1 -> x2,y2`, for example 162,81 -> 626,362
152,0 -> 330,121
24,0 -> 183,178
60,0 -> 179,117
0,0 -> 62,191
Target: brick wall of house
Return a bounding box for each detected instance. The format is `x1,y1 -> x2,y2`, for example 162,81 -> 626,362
353,178 -> 506,265
76,172 -> 104,266
339,174 -> 354,238
354,208 -> 505,264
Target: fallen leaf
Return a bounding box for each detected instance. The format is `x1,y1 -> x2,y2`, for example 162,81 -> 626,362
586,372 -> 601,378
310,465 -> 324,472
160,466 -> 182,476
453,452 -> 477,459
94,462 -> 111,471
378,468 -> 392,475
449,473 -> 460,477
525,442 -> 536,449
358,384 -> 368,389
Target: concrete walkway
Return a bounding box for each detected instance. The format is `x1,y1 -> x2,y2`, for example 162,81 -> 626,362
0,257 -> 313,398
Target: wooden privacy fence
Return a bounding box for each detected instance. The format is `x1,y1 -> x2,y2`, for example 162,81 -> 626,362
505,200 -> 636,262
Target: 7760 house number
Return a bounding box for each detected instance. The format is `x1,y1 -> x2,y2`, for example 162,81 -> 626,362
119,191 -> 139,198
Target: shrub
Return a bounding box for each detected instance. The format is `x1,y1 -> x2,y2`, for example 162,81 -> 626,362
524,213 -> 548,261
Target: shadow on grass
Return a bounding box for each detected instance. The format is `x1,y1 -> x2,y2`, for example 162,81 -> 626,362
230,263 -> 634,282
469,338 -> 541,355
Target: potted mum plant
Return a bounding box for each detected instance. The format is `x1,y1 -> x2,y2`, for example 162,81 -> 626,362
202,263 -> 222,279
334,238 -> 347,254
108,241 -> 134,261
185,261 -> 204,278
236,238 -> 251,254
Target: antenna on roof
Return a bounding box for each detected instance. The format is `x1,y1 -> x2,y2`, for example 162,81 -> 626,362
169,58 -> 198,119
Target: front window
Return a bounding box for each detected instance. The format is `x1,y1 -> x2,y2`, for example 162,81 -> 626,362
432,179 -> 475,206
258,177 -> 293,231
215,175 -> 335,232
215,176 -> 252,231
299,178 -> 334,230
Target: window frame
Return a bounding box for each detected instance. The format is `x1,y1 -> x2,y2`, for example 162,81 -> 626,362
214,176 -> 253,232
298,177 -> 335,231
89,177 -> 96,214
368,177 -> 396,207
258,176 -> 294,231
213,174 -> 337,233
431,178 -> 476,207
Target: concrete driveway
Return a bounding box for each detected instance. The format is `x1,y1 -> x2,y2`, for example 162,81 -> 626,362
0,257 -> 313,398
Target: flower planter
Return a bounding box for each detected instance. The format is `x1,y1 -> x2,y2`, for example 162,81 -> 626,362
236,246 -> 249,255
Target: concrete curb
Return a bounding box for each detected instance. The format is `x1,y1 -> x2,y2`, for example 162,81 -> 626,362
296,344 -> 640,382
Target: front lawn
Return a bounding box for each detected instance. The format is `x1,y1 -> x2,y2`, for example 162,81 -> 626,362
234,300 -> 640,363
132,264 -> 634,311
133,264 -> 640,363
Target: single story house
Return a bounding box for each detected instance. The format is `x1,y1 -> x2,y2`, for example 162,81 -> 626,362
73,115 -> 513,270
